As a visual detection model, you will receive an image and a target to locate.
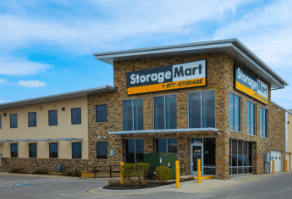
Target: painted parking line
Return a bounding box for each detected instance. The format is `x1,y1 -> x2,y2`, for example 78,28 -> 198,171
8,183 -> 35,186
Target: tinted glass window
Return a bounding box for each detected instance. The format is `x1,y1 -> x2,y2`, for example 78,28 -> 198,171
48,110 -> 58,126
97,142 -> 107,159
29,143 -> 37,158
229,93 -> 234,130
251,103 -> 255,135
168,138 -> 177,153
202,91 -> 215,128
96,105 -> 107,122
28,112 -> 37,127
49,143 -> 58,158
166,95 -> 177,129
11,143 -> 18,157
189,92 -> 201,128
134,99 -> 143,130
260,108 -> 267,138
154,97 -> 164,129
156,139 -> 167,152
123,101 -> 133,130
10,114 -> 17,128
136,139 -> 144,163
71,108 -> 81,124
203,138 -> 216,167
72,143 -> 82,158
234,96 -> 240,131
246,102 -> 250,134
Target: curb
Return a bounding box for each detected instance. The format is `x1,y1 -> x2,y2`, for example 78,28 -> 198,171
89,180 -> 196,195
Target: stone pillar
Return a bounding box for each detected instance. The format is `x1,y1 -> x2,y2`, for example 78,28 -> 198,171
215,133 -> 230,179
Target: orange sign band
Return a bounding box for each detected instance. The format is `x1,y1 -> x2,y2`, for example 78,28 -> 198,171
236,81 -> 268,104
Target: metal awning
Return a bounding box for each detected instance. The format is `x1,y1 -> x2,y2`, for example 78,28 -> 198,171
0,140 -> 14,143
15,139 -> 37,142
58,138 -> 83,142
36,138 -> 58,142
108,128 -> 219,135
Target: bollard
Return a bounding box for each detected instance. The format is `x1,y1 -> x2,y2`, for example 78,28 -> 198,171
120,162 -> 124,184
198,159 -> 201,183
272,160 -> 275,174
175,160 -> 180,188
286,160 -> 289,172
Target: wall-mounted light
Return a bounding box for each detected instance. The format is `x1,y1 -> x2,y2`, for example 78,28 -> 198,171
104,136 -> 107,139
3,113 -> 6,116
62,107 -> 65,111
288,121 -> 290,124
39,106 -> 42,110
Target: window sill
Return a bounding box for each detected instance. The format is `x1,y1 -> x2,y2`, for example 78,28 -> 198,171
229,130 -> 241,133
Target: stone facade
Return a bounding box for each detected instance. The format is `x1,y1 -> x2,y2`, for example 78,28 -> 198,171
87,52 -> 286,179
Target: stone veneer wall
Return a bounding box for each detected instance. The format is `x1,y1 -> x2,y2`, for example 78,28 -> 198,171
1,158 -> 89,173
87,52 -> 286,179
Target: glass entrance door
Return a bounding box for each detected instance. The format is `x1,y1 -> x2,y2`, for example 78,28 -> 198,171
125,139 -> 144,163
191,144 -> 203,175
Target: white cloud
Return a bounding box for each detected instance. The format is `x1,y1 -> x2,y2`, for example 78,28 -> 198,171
18,80 -> 46,88
0,56 -> 50,75
0,79 -> 7,84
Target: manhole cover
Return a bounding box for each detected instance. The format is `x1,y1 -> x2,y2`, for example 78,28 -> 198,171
8,183 -> 35,186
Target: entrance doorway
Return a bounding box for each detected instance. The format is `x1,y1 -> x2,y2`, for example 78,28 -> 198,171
191,144 -> 203,175
124,139 -> 144,163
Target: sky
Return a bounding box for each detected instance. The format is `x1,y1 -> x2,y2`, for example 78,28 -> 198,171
0,0 -> 292,109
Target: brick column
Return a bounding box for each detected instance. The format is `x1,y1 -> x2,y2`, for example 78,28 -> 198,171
215,133 -> 230,179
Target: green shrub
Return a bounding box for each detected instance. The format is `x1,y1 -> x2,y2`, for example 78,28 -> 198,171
121,163 -> 150,181
155,165 -> 172,181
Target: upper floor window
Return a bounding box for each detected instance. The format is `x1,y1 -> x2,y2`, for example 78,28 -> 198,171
260,107 -> 268,138
71,108 -> 81,124
229,93 -> 241,132
72,143 -> 82,158
154,95 -> 177,130
188,90 -> 215,128
28,112 -> 37,127
49,143 -> 58,158
246,101 -> 256,135
155,138 -> 177,153
10,114 -> 17,128
48,110 -> 58,126
123,99 -> 143,131
0,115 -> 1,129
96,105 -> 107,122
29,143 -> 37,158
11,143 -> 18,157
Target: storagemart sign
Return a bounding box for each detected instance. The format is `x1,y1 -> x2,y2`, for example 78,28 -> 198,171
235,64 -> 268,104
126,60 -> 206,95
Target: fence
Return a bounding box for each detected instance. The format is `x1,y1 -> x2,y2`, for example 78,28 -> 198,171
75,165 -> 120,178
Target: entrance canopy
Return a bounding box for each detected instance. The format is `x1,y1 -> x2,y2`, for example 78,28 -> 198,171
108,128 -> 219,135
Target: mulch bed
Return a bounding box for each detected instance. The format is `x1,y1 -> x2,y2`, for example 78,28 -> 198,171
103,179 -> 194,190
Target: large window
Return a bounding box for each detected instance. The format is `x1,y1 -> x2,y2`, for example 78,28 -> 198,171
203,138 -> 216,175
97,142 -> 108,159
246,101 -> 256,135
71,108 -> 81,124
48,110 -> 58,126
29,143 -> 37,158
155,138 -> 177,153
96,105 -> 107,122
188,90 -> 215,128
11,143 -> 18,157
125,139 -> 144,163
123,99 -> 143,131
230,139 -> 253,175
10,114 -> 17,128
72,143 -> 82,158
28,112 -> 37,127
229,93 -> 241,131
154,95 -> 177,129
49,143 -> 58,158
260,107 -> 268,138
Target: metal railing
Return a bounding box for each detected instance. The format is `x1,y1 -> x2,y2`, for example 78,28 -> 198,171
91,165 -> 120,178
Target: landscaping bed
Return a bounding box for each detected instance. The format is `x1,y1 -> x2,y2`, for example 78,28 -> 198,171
103,178 -> 194,190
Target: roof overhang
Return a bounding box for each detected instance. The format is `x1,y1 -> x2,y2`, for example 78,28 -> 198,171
0,85 -> 116,110
108,128 -> 219,135
93,39 -> 287,90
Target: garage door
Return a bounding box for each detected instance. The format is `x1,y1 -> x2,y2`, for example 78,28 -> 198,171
270,151 -> 281,172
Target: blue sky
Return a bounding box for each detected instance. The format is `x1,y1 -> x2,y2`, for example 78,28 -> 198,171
0,0 -> 292,109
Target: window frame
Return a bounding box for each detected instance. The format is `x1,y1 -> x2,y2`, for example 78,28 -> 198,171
72,142 -> 82,159
29,143 -> 37,158
229,92 -> 241,132
0,115 -> 2,129
187,89 -> 216,129
96,142 -> 108,159
153,94 -> 177,130
10,143 -> 18,157
71,108 -> 81,125
260,107 -> 268,138
155,138 -> 178,153
28,112 -> 37,127
48,110 -> 58,126
246,100 -> 256,136
49,143 -> 58,158
122,98 -> 143,131
10,114 -> 18,128
96,104 -> 107,122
